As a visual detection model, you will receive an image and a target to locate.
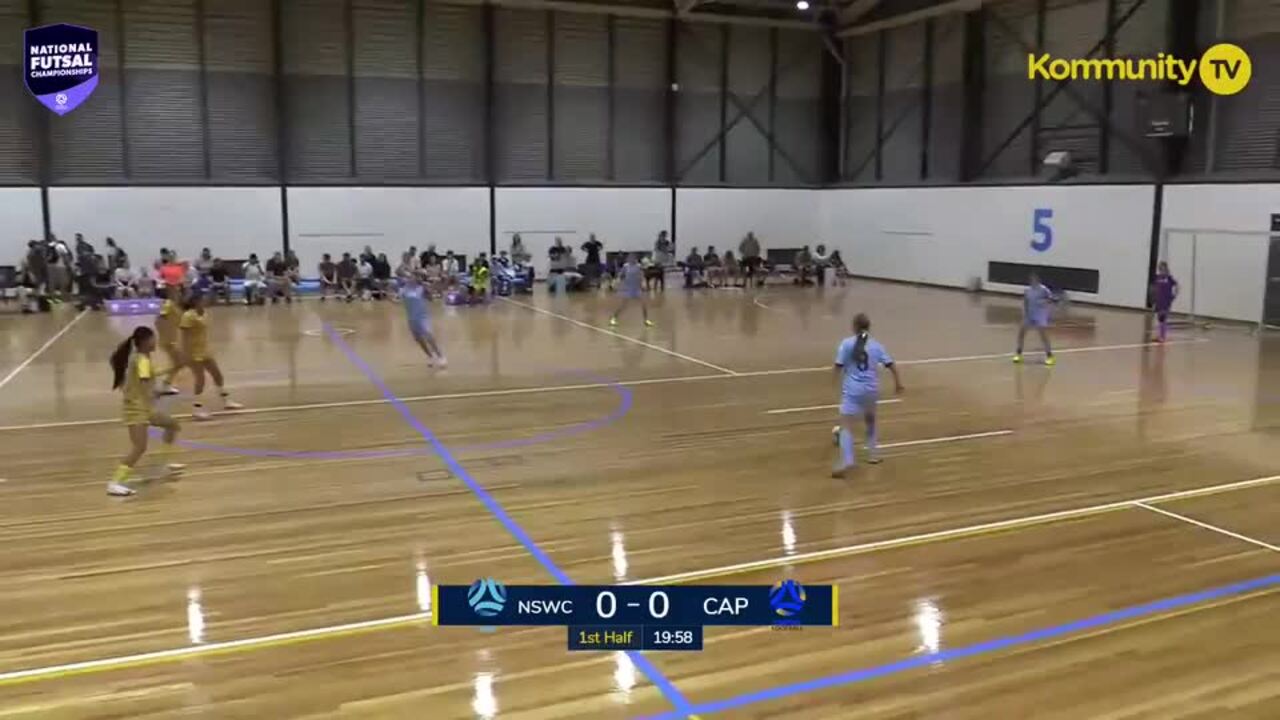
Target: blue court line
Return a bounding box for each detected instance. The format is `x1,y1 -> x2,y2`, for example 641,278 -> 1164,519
323,324 -> 695,718
638,572 -> 1280,719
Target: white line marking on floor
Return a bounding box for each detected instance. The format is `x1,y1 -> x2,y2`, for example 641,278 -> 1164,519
764,399 -> 903,415
0,337 -> 1210,433
752,297 -> 773,311
1133,501 -> 1280,553
0,309 -> 87,392
499,297 -> 739,375
0,472 -> 1275,685
630,473 -> 1280,585
0,612 -> 431,685
879,429 -> 1013,449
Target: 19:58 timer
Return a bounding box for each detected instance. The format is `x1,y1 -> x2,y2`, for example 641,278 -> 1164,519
650,629 -> 695,647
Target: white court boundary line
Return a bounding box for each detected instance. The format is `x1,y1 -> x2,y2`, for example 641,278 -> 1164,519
1134,502 -> 1280,553
0,309 -> 87,392
878,429 -> 1012,449
0,337 -> 1208,434
0,472 -> 1274,685
499,297 -> 739,375
765,399 -> 902,414
630,473 -> 1280,585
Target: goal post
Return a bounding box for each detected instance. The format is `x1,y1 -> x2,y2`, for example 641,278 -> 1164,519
1159,227 -> 1274,334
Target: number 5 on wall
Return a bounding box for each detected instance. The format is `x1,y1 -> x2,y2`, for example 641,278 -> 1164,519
1031,208 -> 1053,252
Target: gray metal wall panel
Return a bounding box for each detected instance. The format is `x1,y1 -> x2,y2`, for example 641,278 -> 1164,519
725,25 -> 769,184
495,8 -> 548,181
1211,3 -> 1280,172
1114,0 -> 1167,54
553,12 -> 607,180
204,0 -> 277,181
982,0 -> 1036,177
124,0 -> 204,180
773,29 -> 819,184
282,0 -> 352,181
928,15 -> 964,180
843,37 -> 877,182
1036,0 -> 1104,173
423,3 -> 484,181
676,23 -> 722,183
45,0 -> 126,182
880,24 -> 925,182
613,17 -> 664,182
354,0 -> 419,180
0,0 -> 37,183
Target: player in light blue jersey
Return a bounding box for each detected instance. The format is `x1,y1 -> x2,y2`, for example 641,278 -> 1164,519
399,253 -> 447,368
609,254 -> 653,328
831,313 -> 903,477
1013,271 -> 1056,366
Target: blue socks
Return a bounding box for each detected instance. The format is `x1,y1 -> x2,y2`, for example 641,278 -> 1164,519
838,428 -> 855,468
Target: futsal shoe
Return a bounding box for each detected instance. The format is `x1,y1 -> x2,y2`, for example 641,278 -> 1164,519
166,463 -> 187,474
831,425 -> 840,446
1044,356 -> 1056,367
1012,354 -> 1023,364
107,482 -> 136,497
192,406 -> 212,421
435,356 -> 448,369
609,316 -> 619,327
644,319 -> 655,327
831,465 -> 852,479
222,397 -> 244,410
160,384 -> 181,396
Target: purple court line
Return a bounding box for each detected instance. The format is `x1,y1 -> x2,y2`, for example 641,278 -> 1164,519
636,571 -> 1280,719
153,371 -> 632,459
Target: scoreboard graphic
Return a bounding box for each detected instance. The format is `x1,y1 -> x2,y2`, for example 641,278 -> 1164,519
435,578 -> 838,651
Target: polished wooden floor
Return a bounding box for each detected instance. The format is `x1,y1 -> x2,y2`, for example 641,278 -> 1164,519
0,281 -> 1276,718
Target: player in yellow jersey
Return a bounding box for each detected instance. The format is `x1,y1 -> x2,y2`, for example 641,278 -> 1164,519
107,326 -> 185,496
155,284 -> 185,395
180,293 -> 244,420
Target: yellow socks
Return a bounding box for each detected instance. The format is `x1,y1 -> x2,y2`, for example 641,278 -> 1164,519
112,464 -> 134,483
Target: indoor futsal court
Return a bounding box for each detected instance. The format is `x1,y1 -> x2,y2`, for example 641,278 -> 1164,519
0,283 -> 1276,717
5,0 -> 1280,716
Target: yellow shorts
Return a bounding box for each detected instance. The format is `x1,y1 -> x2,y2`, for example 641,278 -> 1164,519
124,409 -> 178,429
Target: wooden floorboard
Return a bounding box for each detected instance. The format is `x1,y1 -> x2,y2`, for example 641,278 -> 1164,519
0,281 -> 1276,718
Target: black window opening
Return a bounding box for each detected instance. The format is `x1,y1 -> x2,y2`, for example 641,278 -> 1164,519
987,261 -> 1100,295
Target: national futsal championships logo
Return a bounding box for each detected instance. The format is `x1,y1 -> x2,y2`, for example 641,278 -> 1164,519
24,23 -> 100,115
467,578 -> 507,618
769,580 -> 806,621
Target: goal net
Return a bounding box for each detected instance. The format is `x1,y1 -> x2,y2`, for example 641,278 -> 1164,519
1159,227 -> 1276,334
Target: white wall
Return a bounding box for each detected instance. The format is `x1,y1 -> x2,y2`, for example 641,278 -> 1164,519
677,188 -> 820,259
287,187 -> 489,273
48,187 -> 283,269
1,188 -> 44,263
820,185 -> 1156,308
495,188 -> 669,277
1160,184 -> 1276,323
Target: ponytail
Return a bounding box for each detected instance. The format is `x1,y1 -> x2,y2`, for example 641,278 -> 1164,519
852,313 -> 871,371
110,326 -> 154,389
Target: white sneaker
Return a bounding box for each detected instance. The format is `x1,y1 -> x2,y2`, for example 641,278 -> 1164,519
831,425 -> 840,446
166,463 -> 187,473
160,385 -> 181,396
222,398 -> 244,410
193,406 -> 212,421
107,482 -> 136,497
435,356 -> 448,369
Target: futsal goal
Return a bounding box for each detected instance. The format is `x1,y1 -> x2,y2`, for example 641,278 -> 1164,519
1159,227 -> 1279,334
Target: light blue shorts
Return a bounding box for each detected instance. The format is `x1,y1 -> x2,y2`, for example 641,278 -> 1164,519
406,308 -> 431,337
1024,312 -> 1050,329
840,390 -> 878,416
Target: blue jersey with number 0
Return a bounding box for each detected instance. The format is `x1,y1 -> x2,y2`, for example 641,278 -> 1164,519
835,335 -> 893,396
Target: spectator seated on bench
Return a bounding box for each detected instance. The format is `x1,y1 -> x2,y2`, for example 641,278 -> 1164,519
681,247 -> 708,288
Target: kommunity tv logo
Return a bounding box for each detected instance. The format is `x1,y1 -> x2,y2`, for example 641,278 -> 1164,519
1027,43 -> 1251,96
